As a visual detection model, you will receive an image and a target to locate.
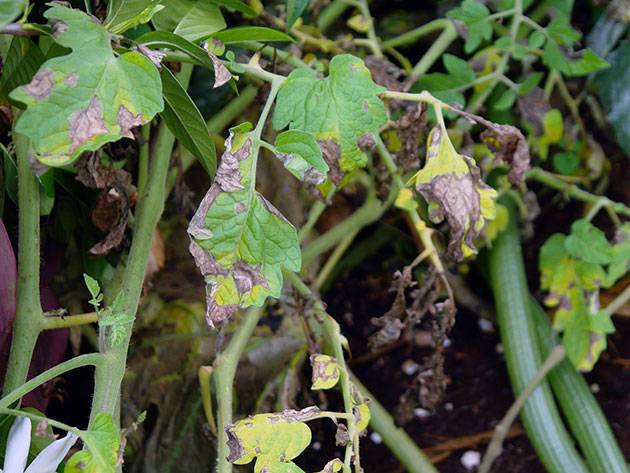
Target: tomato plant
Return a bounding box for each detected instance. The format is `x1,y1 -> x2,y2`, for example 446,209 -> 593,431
0,0 -> 628,472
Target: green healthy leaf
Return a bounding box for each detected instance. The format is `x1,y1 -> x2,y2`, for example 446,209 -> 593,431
159,67 -> 217,177
83,273 -> 103,310
543,41 -> 609,76
98,291 -> 135,347
273,130 -> 328,184
187,124 -> 301,325
412,126 -> 497,260
546,15 -> 581,46
226,408 -> 319,473
286,0 -> 309,30
65,413 -> 120,473
211,26 -> 294,44
516,72 -> 543,95
310,354 -> 340,389
174,1 -> 226,41
0,37 -> 45,105
212,0 -> 257,16
528,30 -> 546,49
565,219 -> 613,265
448,0 -> 492,53
138,31 -> 215,68
104,0 -> 162,34
552,151 -> 579,174
10,5 -> 163,167
273,54 -> 387,172
443,53 -> 475,83
593,40 -> 630,158
606,223 -> 630,287
152,0 -> 226,41
493,88 -> 516,111
0,0 -> 26,30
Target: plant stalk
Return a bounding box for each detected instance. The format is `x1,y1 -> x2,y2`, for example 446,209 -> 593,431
3,127 -> 44,395
89,65 -> 193,425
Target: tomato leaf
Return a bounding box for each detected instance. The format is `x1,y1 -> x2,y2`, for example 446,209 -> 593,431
273,130 -> 328,184
273,54 -> 386,172
64,413 -> 120,473
10,5 -> 163,167
187,124 -> 301,325
211,26 -> 294,44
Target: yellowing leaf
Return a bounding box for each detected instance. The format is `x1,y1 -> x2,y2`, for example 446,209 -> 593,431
485,202 -> 509,242
310,354 -> 340,390
317,459 -> 343,473
347,14 -> 372,33
10,5 -> 163,167
412,126 -> 497,260
226,407 -> 319,473
395,188 -> 418,211
353,402 -> 370,433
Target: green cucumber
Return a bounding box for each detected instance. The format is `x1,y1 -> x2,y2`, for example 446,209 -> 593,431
488,197 -> 588,473
531,299 -> 630,473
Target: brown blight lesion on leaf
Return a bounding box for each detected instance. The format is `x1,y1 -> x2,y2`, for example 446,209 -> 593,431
412,126 -> 498,261
310,354 -> 340,390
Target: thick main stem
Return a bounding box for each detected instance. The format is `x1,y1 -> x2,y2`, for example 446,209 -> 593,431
214,307 -> 264,473
89,65 -> 193,425
3,129 -> 44,395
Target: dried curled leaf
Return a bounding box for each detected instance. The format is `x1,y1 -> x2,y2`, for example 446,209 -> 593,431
187,124 -> 301,326
10,5 -> 163,166
310,354 -> 340,390
226,407 -> 320,473
317,459 -> 343,473
272,54 -> 387,172
412,126 -> 497,260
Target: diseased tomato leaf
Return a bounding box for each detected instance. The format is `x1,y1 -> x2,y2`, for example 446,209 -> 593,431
226,407 -> 320,473
538,219 -> 628,370
412,126 -> 497,260
187,124 -> 301,326
272,54 -> 387,172
10,5 -> 163,167
273,130 -> 329,184
310,354 -> 340,390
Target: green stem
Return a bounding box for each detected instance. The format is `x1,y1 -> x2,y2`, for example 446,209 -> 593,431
317,0 -> 351,32
375,137 -> 444,274
214,307 -> 264,473
467,0 -> 523,113
488,196 -> 589,473
89,64 -> 194,426
382,18 -> 449,49
604,284 -> 630,316
0,407 -> 80,436
41,312 -> 98,330
301,193 -> 384,264
0,353 -> 103,409
137,124 -> 150,196
357,0 -> 383,56
350,375 -> 439,473
478,345 -> 566,473
3,126 -> 44,395
526,167 -> 630,217
410,22 -> 458,79
285,272 -> 358,472
314,228 -> 359,289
